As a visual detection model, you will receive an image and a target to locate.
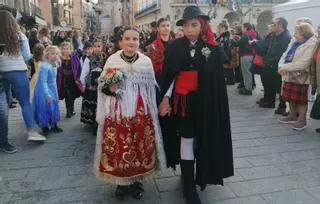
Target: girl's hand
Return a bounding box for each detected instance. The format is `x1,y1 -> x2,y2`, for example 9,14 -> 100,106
109,83 -> 118,93
159,97 -> 171,117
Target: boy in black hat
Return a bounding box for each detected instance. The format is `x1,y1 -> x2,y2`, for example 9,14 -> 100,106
159,5 -> 234,204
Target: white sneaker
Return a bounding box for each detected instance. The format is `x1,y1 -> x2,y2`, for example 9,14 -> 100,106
27,130 -> 46,141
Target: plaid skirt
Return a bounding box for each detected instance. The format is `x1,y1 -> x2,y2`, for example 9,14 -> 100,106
281,82 -> 309,105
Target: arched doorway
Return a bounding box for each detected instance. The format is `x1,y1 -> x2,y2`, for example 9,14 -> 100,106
223,12 -> 240,26
257,10 -> 273,36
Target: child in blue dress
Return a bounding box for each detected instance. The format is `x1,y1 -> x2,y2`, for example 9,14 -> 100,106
32,45 -> 63,135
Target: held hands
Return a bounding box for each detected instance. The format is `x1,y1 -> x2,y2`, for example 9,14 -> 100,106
159,97 -> 171,117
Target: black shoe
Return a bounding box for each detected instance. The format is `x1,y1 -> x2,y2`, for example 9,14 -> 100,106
42,127 -> 50,136
259,102 -> 275,109
316,128 -> 320,133
274,107 -> 286,115
180,160 -> 202,204
51,126 -> 63,133
239,88 -> 252,95
66,112 -> 76,118
0,143 -> 17,154
115,185 -> 129,201
237,84 -> 244,89
282,111 -> 289,116
256,98 -> 264,105
130,182 -> 144,200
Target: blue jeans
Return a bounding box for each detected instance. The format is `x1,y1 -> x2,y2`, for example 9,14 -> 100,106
3,71 -> 34,129
0,91 -> 8,145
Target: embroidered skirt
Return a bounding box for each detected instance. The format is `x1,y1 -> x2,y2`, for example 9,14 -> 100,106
281,82 -> 308,105
80,89 -> 97,124
95,95 -> 157,184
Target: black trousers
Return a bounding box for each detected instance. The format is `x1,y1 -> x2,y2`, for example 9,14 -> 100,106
261,71 -> 286,108
225,69 -> 235,84
65,95 -> 75,113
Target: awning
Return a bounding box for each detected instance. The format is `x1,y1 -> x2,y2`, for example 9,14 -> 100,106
35,16 -> 47,26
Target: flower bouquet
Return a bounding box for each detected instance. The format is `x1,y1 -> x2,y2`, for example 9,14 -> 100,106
99,68 -> 125,97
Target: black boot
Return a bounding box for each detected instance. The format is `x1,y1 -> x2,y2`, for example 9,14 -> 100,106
180,160 -> 202,204
130,182 -> 144,200
41,127 -> 50,136
115,185 -> 129,201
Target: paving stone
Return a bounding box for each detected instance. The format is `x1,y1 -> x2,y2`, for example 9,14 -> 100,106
237,165 -> 284,180
155,176 -> 181,192
212,196 -> 268,204
262,189 -> 319,204
245,154 -> 286,166
224,170 -> 245,183
233,158 -> 252,169
199,185 -> 236,203
232,139 -> 262,148
305,186 -> 320,201
227,176 -> 300,196
276,159 -> 320,175
154,168 -> 175,179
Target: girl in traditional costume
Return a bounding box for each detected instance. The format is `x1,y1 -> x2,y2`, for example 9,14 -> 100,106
57,42 -> 82,118
80,38 -> 107,134
159,6 -> 234,204
32,46 -> 62,135
93,27 -> 166,201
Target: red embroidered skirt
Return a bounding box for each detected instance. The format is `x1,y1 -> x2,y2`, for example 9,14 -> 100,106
98,96 -> 157,180
281,82 -> 309,105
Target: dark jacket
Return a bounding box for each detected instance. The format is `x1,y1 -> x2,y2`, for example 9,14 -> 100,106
254,29 -> 291,72
216,31 -> 231,64
160,37 -> 234,190
231,29 -> 257,57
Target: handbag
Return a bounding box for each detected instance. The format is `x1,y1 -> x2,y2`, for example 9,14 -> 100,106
253,54 -> 264,67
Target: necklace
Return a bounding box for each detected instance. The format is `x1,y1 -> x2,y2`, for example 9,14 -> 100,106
120,51 -> 139,64
121,51 -> 139,76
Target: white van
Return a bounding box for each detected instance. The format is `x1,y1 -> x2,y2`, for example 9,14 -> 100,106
273,0 -> 320,31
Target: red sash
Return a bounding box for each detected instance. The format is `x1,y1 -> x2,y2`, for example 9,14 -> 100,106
173,71 -> 198,117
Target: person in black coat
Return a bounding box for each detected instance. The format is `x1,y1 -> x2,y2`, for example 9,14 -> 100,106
216,19 -> 234,84
158,6 -> 233,204
252,17 -> 291,112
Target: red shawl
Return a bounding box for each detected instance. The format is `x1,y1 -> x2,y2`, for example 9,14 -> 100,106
148,35 -> 172,73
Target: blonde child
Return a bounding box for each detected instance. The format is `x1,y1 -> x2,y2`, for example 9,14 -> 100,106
32,45 -> 62,135
57,42 -> 82,118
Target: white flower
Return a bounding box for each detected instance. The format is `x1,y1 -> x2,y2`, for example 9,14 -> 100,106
201,47 -> 211,61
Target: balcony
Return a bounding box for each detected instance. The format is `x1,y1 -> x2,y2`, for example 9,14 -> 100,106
30,3 -> 42,17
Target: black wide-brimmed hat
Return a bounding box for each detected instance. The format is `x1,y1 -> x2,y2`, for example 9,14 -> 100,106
176,6 -> 210,26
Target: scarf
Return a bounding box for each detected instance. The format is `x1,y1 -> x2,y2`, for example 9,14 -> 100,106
285,38 -> 309,63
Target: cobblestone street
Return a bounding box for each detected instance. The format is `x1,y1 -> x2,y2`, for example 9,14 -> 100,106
2,80 -> 320,204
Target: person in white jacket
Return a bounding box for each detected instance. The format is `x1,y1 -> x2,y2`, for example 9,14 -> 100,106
278,23 -> 318,131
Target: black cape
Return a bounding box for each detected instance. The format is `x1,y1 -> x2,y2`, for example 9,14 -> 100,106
160,37 -> 234,190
